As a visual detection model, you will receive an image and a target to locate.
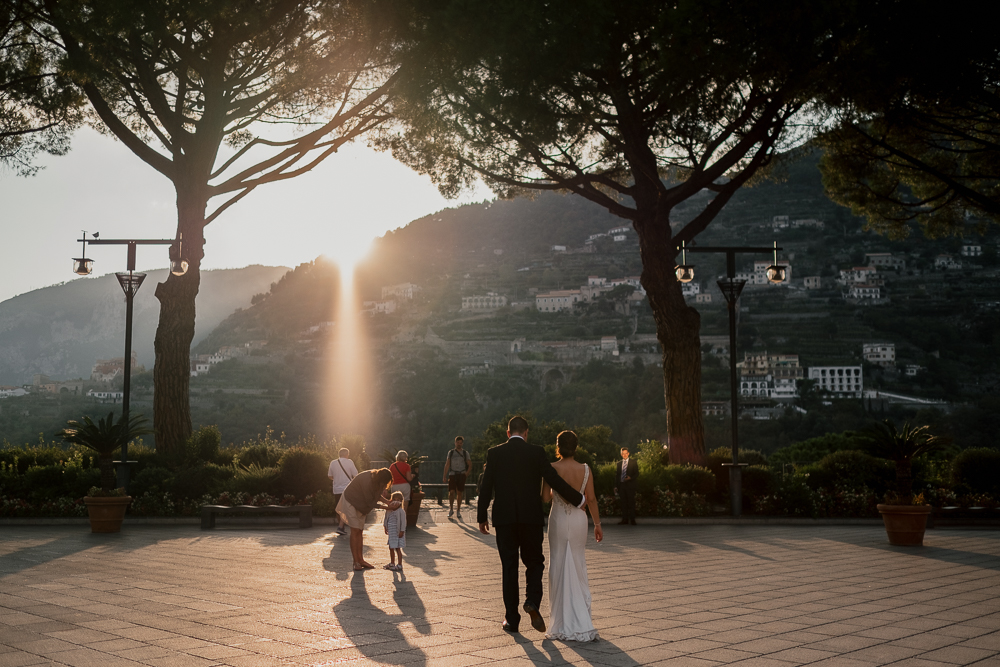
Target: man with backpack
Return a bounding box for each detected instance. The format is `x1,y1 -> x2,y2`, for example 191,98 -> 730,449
443,436 -> 472,519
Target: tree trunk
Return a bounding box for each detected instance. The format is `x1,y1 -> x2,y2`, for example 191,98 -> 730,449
98,456 -> 116,492
895,459 -> 913,500
635,208 -> 706,466
152,191 -> 206,454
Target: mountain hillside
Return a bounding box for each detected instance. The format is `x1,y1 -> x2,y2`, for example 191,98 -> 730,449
0,265 -> 288,385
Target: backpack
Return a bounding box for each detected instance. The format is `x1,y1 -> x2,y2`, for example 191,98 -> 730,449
448,448 -> 470,470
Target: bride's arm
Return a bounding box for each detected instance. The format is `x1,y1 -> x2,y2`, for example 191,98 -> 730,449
584,467 -> 602,542
541,480 -> 553,503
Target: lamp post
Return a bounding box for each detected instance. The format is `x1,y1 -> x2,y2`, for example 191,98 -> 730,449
73,232 -> 187,488
676,242 -> 785,517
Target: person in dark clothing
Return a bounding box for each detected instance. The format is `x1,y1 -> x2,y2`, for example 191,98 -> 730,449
614,447 -> 639,525
478,416 -> 585,634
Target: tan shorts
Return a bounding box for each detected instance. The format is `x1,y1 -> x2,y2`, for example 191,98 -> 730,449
336,496 -> 368,531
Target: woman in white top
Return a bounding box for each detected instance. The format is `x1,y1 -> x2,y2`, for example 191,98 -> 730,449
541,430 -> 603,642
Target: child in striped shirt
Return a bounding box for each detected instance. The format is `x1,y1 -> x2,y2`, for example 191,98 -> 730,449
383,491 -> 407,571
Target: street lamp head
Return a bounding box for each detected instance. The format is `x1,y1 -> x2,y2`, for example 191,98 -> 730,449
766,240 -> 785,283
73,258 -> 94,275
675,264 -> 696,283
169,233 -> 188,276
766,264 -> 786,283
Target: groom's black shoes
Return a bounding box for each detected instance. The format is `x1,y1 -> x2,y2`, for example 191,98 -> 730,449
523,601 -> 546,632
502,620 -> 519,633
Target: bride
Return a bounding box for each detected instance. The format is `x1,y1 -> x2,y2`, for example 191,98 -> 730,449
541,430 -> 603,642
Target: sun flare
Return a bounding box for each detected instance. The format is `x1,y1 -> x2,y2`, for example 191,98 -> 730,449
321,236 -> 373,275
321,261 -> 374,440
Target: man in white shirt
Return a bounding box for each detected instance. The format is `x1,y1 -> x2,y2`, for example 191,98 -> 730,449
328,448 -> 359,535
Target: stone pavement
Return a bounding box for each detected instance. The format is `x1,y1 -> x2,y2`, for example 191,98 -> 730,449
1,513 -> 999,666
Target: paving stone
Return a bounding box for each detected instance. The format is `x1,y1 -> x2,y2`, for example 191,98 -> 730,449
0,524 -> 997,666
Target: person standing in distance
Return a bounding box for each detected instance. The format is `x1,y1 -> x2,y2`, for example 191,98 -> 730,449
443,436 -> 472,519
615,447 -> 639,525
328,447 -> 358,535
478,416 -> 586,634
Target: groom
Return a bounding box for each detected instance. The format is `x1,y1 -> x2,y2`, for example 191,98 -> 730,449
478,416 -> 586,633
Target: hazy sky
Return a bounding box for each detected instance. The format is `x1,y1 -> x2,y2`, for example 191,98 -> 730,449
0,127 -> 490,304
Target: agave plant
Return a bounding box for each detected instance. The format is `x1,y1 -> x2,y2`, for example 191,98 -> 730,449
58,412 -> 153,493
860,420 -> 948,504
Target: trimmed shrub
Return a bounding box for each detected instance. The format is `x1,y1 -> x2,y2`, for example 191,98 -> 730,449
130,466 -> 174,497
767,432 -> 863,468
233,442 -> 284,468
310,490 -> 338,517
951,447 -> 1000,494
166,463 -> 234,498
664,464 -> 717,496
802,450 -> 892,494
592,462 -> 617,498
741,465 -> 776,501
277,448 -> 329,497
24,464 -> 99,501
229,464 -> 280,496
186,426 -> 224,464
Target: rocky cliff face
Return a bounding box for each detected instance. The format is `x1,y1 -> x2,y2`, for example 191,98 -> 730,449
0,265 -> 287,385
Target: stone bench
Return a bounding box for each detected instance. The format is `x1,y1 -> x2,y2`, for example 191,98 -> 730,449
201,504 -> 312,529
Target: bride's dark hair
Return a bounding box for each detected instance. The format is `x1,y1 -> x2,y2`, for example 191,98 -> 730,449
555,431 -> 578,459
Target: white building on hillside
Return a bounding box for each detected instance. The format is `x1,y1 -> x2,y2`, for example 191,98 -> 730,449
462,293 -> 508,311
808,366 -> 863,398
962,244 -> 982,257
935,254 -> 962,270
839,266 -> 878,285
866,252 -> 906,270
87,389 -> 123,402
846,284 -> 883,302
536,290 -> 583,312
382,282 -> 416,299
863,343 -> 896,366
0,386 -> 27,398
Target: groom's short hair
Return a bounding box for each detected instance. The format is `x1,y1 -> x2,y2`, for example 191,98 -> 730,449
508,416 -> 528,435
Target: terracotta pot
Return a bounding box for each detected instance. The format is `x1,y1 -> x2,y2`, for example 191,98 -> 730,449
877,503 -> 932,546
406,491 -> 424,527
84,496 -> 132,533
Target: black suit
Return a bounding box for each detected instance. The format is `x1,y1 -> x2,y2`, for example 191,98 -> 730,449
615,457 -> 639,522
477,436 -> 584,629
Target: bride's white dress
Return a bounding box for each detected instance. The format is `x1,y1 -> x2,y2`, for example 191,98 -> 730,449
546,463 -> 599,642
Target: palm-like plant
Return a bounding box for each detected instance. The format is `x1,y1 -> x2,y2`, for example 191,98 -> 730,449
58,412 -> 152,493
860,420 -> 948,503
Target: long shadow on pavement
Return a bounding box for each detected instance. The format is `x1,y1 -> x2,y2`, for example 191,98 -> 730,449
331,570 -> 429,666
501,634 -> 644,666
0,531 -> 142,578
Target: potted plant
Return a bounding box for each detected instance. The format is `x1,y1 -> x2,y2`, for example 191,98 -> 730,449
861,419 -> 947,546
58,412 -> 152,533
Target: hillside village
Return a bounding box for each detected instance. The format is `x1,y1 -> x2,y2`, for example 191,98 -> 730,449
2,151 -> 999,453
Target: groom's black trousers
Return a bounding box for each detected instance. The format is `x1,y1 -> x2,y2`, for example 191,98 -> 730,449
494,523 -> 544,627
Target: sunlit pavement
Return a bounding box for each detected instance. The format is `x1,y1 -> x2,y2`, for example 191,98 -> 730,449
1,515 -> 999,666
